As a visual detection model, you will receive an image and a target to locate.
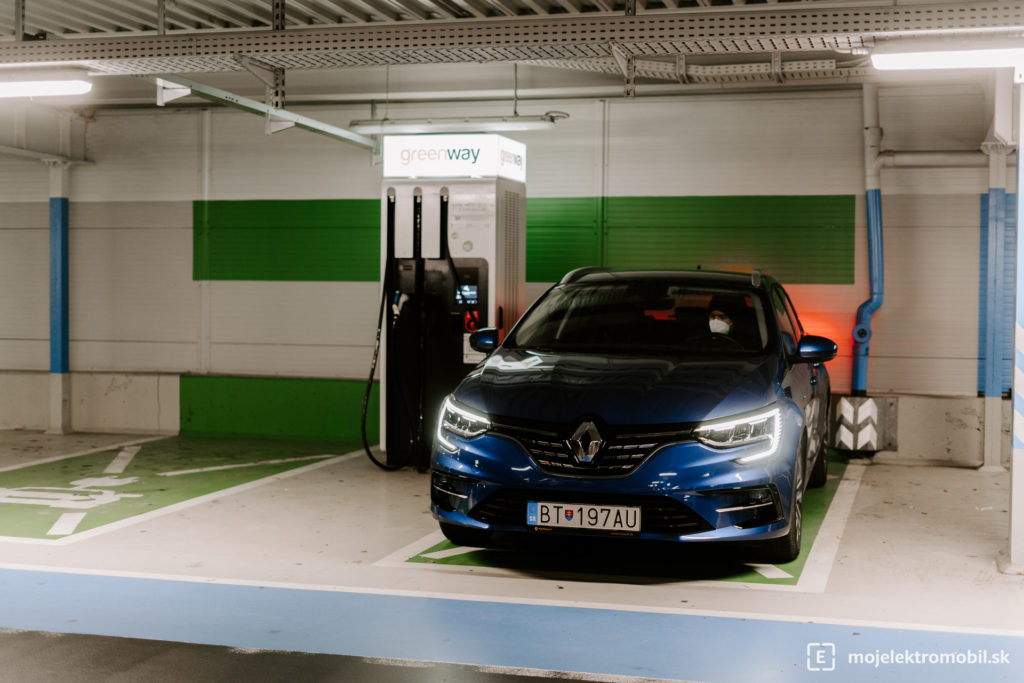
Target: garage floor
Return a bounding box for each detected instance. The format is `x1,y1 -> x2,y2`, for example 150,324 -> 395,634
0,431 -> 1022,682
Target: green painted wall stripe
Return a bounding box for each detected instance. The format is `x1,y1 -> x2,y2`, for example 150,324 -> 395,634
525,197 -> 602,283
180,375 -> 379,442
194,195 -> 854,285
604,196 -> 854,284
194,199 -> 380,281
605,195 -> 853,229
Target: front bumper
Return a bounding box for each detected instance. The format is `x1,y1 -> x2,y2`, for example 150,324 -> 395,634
430,425 -> 800,543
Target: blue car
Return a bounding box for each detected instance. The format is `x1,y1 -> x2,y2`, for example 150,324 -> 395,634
430,268 -> 837,563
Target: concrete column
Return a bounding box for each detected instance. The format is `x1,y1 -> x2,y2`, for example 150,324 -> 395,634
999,83 -> 1024,575
982,142 -> 1011,472
47,160 -> 71,434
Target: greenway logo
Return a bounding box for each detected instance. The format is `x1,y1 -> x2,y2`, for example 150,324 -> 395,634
500,149 -> 523,169
383,134 -> 526,180
401,146 -> 481,165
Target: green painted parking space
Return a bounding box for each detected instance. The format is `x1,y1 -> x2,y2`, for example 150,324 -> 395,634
407,458 -> 848,585
0,436 -> 358,542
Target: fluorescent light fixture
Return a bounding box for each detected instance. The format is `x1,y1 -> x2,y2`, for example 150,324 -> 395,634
871,44 -> 1024,71
349,111 -> 568,135
0,69 -> 92,98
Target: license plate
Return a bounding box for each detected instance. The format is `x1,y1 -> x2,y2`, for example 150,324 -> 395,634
527,501 -> 641,532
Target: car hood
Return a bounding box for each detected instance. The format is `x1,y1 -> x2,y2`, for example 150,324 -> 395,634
454,348 -> 779,426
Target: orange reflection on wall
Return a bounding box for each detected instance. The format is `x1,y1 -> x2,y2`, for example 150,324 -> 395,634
796,311 -> 850,359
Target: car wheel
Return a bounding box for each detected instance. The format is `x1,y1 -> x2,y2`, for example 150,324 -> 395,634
756,440 -> 804,564
808,441 -> 828,489
439,522 -> 492,548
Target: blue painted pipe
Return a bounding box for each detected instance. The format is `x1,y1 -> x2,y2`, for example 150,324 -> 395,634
983,188 -> 1008,397
49,196 -> 69,374
851,188 -> 883,395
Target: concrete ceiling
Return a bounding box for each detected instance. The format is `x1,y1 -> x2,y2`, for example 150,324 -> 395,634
0,1 -> 1019,106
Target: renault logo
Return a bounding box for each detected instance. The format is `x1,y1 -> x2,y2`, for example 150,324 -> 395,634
567,421 -> 604,464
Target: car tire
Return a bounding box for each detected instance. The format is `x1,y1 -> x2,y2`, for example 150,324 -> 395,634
756,440 -> 804,564
807,442 -> 828,489
439,522 -> 492,548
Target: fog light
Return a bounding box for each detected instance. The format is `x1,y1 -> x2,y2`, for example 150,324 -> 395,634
431,471 -> 475,513
712,485 -> 782,529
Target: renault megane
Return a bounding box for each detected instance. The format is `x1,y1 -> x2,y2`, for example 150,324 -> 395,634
430,268 -> 836,563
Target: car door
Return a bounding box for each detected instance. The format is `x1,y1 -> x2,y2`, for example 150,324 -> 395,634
770,286 -> 817,462
772,285 -> 826,461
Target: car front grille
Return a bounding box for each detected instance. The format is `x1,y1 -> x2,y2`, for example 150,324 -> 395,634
469,489 -> 713,536
489,421 -> 691,477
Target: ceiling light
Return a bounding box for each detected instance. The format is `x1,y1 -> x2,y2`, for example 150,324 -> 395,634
0,70 -> 92,98
871,43 -> 1024,72
348,111 -> 569,135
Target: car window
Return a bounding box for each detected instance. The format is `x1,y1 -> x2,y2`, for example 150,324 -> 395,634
771,286 -> 799,354
508,280 -> 769,355
779,287 -> 804,338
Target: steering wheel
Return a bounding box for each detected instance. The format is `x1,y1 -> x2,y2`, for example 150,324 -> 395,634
683,332 -> 745,350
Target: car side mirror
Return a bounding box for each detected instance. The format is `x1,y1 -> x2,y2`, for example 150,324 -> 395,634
797,335 -> 837,363
469,328 -> 499,354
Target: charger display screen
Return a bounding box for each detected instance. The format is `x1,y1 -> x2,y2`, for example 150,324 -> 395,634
457,284 -> 479,306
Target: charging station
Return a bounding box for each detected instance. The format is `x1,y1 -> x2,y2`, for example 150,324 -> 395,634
378,134 -> 527,470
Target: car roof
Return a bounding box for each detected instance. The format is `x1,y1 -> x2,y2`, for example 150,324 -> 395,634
560,267 -> 772,290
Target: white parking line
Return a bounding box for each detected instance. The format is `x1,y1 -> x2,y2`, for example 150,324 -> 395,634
746,563 -> 793,579
47,512 -> 86,536
421,546 -> 481,560
0,436 -> 165,474
795,463 -> 866,592
377,530 -> 448,567
1,560 -> 1021,639
103,446 -> 141,474
157,454 -> 334,477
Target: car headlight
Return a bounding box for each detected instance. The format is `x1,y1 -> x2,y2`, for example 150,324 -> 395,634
436,396 -> 491,453
694,405 -> 781,464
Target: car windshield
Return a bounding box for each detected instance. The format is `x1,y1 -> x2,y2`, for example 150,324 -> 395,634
507,280 -> 770,355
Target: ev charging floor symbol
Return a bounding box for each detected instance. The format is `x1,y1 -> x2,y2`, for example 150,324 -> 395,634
0,438 -> 343,542
0,445 -> 145,537
0,476 -> 143,510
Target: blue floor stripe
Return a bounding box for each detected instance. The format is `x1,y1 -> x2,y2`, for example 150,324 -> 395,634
0,569 -> 1021,682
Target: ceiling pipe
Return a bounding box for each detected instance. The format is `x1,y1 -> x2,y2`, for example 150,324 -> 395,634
878,150 -> 1015,168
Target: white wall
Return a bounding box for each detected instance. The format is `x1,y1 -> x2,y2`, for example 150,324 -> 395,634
0,199 -> 49,371
0,82 -> 997,432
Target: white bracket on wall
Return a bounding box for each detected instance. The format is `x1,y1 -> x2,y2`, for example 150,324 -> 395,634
611,44 -> 636,98
151,73 -> 376,150
990,68 -> 1017,145
13,0 -> 24,41
156,0 -> 166,35
674,55 -> 689,85
235,55 -> 293,135
771,52 -> 785,84
156,78 -> 191,106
